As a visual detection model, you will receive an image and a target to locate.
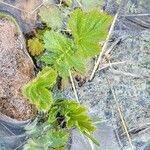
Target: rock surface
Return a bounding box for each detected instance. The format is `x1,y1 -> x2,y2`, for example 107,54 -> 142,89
71,123 -> 120,150
63,1 -> 150,149
0,17 -> 37,120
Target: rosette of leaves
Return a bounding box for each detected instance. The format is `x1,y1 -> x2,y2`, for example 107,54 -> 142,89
41,9 -> 112,78
22,67 -> 57,111
48,100 -> 99,146
22,68 -> 100,148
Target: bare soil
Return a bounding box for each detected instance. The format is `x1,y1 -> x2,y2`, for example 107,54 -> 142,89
0,17 -> 37,120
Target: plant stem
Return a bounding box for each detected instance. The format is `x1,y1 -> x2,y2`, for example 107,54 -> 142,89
89,13 -> 119,81
69,70 -> 79,102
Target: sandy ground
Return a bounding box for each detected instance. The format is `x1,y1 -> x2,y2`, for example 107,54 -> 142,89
0,17 -> 37,120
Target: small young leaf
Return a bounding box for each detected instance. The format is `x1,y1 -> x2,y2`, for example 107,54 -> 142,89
39,5 -> 63,29
48,129 -> 69,148
22,67 -> 57,111
28,38 -> 44,56
38,87 -> 53,110
43,31 -> 70,53
48,106 -> 58,124
49,100 -> 97,135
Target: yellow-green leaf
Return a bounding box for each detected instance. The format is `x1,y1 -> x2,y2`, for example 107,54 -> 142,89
22,67 -> 58,111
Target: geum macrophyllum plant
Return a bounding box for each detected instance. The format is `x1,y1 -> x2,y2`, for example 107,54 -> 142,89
41,8 -> 113,78
22,67 -> 99,149
23,8 -> 112,150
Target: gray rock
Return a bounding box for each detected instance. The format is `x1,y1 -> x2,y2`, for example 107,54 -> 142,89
64,13 -> 150,150
70,123 -> 120,150
144,142 -> 150,150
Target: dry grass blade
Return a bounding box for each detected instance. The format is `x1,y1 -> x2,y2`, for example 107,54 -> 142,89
104,38 -> 121,56
106,58 -> 135,149
106,78 -> 135,150
69,71 -> 96,150
75,0 -> 82,7
0,1 -> 30,13
69,70 -> 79,102
89,13 -> 119,81
0,1 -> 46,14
120,13 -> 150,17
98,61 -> 126,71
121,122 -> 150,137
30,1 -> 45,14
111,70 -> 150,79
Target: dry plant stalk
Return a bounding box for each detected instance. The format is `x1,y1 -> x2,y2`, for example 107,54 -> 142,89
69,70 -> 79,102
107,78 -> 135,150
69,71 -> 95,150
89,13 -> 119,81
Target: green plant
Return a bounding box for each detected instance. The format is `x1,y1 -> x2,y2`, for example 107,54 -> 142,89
22,67 -> 57,111
41,9 -> 112,77
23,8 -> 112,150
41,30 -> 85,77
24,122 -> 69,150
49,100 -> 99,146
22,67 -> 98,149
69,9 -> 112,58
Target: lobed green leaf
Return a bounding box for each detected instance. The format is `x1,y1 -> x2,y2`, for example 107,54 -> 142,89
22,67 -> 57,111
69,9 -> 113,58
